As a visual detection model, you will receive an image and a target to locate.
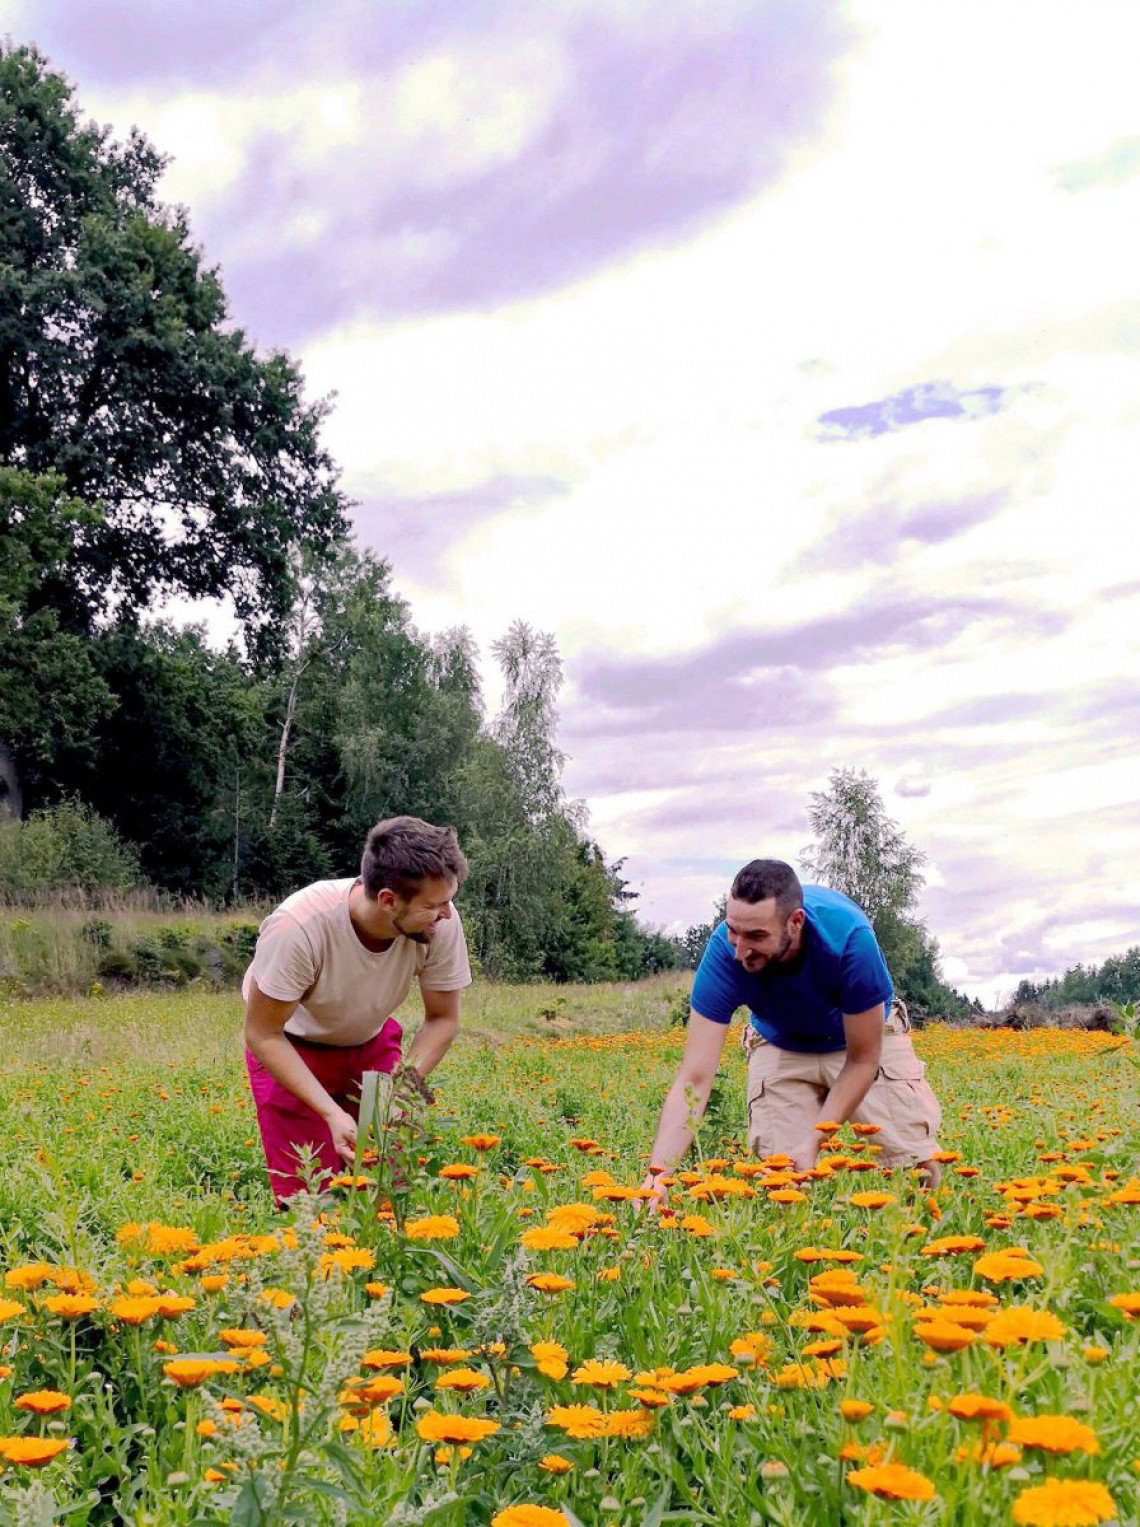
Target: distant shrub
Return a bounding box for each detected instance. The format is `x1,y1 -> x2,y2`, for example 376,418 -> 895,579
0,800 -> 142,901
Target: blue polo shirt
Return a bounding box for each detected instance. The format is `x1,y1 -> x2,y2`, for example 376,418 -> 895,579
690,885 -> 893,1053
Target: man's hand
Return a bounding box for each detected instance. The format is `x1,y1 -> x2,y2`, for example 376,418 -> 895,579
635,1171 -> 671,1216
324,1105 -> 358,1164
787,1134 -> 822,1174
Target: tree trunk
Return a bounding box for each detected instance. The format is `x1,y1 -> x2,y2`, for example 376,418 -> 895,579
0,742 -> 22,821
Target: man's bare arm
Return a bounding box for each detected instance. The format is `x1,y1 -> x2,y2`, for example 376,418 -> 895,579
243,982 -> 358,1163
404,987 -> 460,1080
640,1011 -> 730,1204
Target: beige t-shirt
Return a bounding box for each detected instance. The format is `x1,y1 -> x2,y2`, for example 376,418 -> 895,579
243,878 -> 472,1045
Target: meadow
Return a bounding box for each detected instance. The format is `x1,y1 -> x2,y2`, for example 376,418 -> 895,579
0,985 -> 1137,1526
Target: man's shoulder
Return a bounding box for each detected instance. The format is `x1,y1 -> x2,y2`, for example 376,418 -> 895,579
265,880 -> 354,933
803,884 -> 873,934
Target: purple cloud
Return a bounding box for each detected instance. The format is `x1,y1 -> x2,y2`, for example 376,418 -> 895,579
353,474 -> 568,581
801,491 -> 1006,573
22,1 -> 851,342
818,381 -> 1011,442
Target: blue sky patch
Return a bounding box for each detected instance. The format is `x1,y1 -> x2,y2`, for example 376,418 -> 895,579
818,381 -> 1009,441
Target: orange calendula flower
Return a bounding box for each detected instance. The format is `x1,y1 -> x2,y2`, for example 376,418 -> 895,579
1011,1478 -> 1117,1526
0,1299 -> 26,1323
491,1507 -> 569,1527
219,1328 -> 268,1348
920,1235 -> 987,1257
1006,1415 -> 1100,1455
983,1307 -> 1066,1347
913,1319 -> 977,1352
14,1390 -> 71,1415
361,1350 -> 412,1371
839,1400 -> 874,1423
946,1393 -> 1014,1423
1107,1292 -> 1140,1317
570,1359 -> 631,1389
847,1463 -> 936,1500
530,1340 -> 569,1380
439,1163 -> 481,1180
109,1296 -> 162,1325
4,1264 -> 54,1291
415,1410 -> 500,1444
420,1287 -> 470,1306
163,1359 -> 241,1388
343,1375 -> 405,1406
544,1204 -> 601,1234
39,1293 -> 99,1319
420,1347 -> 473,1364
520,1227 -> 580,1252
405,1215 -> 460,1242
538,1454 -> 574,1474
460,1134 -> 501,1151
155,1295 -> 196,1318
435,1367 -> 491,1393
973,1249 -> 1044,1282
525,1273 -> 574,1294
657,1364 -> 738,1395
546,1403 -> 608,1438
849,1191 -> 897,1209
364,1281 -> 389,1299
0,1436 -> 73,1466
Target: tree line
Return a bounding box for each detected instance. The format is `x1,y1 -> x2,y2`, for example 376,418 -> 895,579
1011,951 -> 1140,1012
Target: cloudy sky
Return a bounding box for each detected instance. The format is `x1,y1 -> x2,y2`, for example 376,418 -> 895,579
12,0 -> 1140,1002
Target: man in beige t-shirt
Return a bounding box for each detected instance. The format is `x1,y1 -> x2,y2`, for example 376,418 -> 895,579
243,815 -> 472,1204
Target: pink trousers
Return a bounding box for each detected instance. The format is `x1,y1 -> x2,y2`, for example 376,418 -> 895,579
245,1020 -> 403,1204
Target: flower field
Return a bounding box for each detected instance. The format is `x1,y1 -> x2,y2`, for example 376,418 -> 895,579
0,991 -> 1137,1526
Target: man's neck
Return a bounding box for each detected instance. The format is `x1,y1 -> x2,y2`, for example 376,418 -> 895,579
348,881 -> 398,951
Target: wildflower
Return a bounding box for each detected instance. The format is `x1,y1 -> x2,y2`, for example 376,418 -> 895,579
974,1249 -> 1044,1282
460,1134 -> 501,1151
983,1307 -> 1066,1346
345,1375 -> 404,1405
4,1264 -> 54,1290
364,1281 -> 389,1299
436,1368 -> 491,1393
163,1360 -> 240,1388
603,1408 -> 654,1438
1082,1345 -> 1109,1364
1011,1478 -> 1117,1526
729,1331 -> 771,1364
14,1390 -> 71,1414
345,1409 -> 392,1447
491,1509 -> 569,1527
420,1287 -> 471,1305
0,1437 -> 73,1466
946,1393 -> 1014,1423
849,1191 -> 897,1209
247,1395 -> 288,1422
847,1463 -> 936,1500
729,1403 -> 757,1421
527,1340 -> 568,1379
421,1347 -> 473,1364
679,1215 -> 714,1237
544,1204 -> 601,1234
1107,1292 -> 1140,1318
920,1235 -> 987,1257
546,1403 -> 607,1439
839,1400 -> 874,1422
40,1293 -> 99,1319
525,1273 -> 574,1293
955,1441 -> 1022,1467
539,1455 -> 574,1473
155,1295 -> 196,1318
416,1410 -> 500,1444
362,1350 -> 412,1370
439,1163 -> 481,1180
913,1319 -> 977,1352
109,1296 -> 161,1325
406,1215 -> 461,1241
570,1359 -> 631,1389
1006,1415 -> 1100,1455
768,1188 -> 807,1204
657,1364 -> 738,1394
520,1227 -> 580,1252
218,1328 -> 268,1348
258,1288 -> 295,1310
319,1247 -> 375,1276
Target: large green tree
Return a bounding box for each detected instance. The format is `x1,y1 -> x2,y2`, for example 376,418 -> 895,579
0,43 -> 348,648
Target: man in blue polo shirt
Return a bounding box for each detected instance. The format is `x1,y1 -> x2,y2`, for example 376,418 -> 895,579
642,859 -> 942,1203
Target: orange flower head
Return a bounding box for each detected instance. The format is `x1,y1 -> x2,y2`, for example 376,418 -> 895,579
847,1464 -> 936,1501
14,1390 -> 71,1414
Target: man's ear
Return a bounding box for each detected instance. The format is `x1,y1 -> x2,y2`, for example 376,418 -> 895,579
789,907 -> 806,932
375,888 -> 397,909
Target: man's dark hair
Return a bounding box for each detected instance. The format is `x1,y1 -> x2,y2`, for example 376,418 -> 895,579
361,816 -> 469,900
730,859 -> 803,915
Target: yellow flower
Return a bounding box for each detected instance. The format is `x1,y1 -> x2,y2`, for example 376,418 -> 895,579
538,1455 -> 574,1474
14,1390 -> 71,1415
1011,1478 -> 1117,1526
525,1273 -> 574,1293
520,1227 -> 580,1252
405,1215 -> 461,1242
163,1359 -> 240,1388
39,1293 -> 99,1319
4,1264 -> 54,1290
218,1328 -> 268,1348
491,1508 -> 569,1527
0,1437 -> 72,1466
530,1341 -> 570,1380
420,1287 -> 470,1306
973,1249 -> 1044,1283
415,1410 -> 500,1444
361,1350 -> 412,1370
569,1359 -> 631,1389
459,1134 -> 501,1151
435,1368 -> 491,1394
983,1307 -> 1066,1347
847,1464 -> 936,1500
656,1364 -> 738,1395
1006,1415 -> 1100,1455
839,1400 -> 875,1422
109,1296 -> 162,1325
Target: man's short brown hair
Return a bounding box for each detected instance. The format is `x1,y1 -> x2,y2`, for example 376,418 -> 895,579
730,859 -> 803,916
360,816 -> 468,900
